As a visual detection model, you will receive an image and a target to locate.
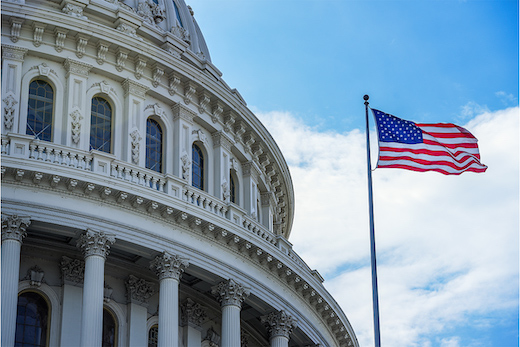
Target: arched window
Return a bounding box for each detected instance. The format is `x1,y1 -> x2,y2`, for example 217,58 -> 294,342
146,119 -> 163,172
148,325 -> 158,347
230,172 -> 236,204
27,80 -> 54,141
102,308 -> 117,347
192,144 -> 204,190
90,97 -> 112,153
15,291 -> 50,347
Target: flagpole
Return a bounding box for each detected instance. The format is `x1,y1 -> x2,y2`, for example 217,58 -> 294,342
364,95 -> 381,347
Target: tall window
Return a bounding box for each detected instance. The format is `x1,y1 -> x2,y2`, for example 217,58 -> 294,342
90,97 -> 112,153
173,1 -> 183,27
102,308 -> 117,347
15,291 -> 49,347
230,173 -> 236,204
146,119 -> 163,172
148,325 -> 158,347
27,80 -> 54,141
192,144 -> 204,190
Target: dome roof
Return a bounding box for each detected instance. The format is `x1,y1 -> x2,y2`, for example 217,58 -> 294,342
131,0 -> 212,61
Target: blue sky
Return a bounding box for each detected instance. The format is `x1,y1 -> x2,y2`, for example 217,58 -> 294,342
191,1 -> 519,346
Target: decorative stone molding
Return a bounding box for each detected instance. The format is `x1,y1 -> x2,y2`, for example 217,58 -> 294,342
60,256 -> 85,285
23,265 -> 45,287
181,151 -> 191,180
104,282 -> 113,302
230,157 -> 239,171
63,58 -> 92,77
261,310 -> 297,340
149,251 -> 189,281
145,103 -> 166,118
137,0 -> 165,25
62,2 -> 86,18
152,64 -> 164,88
54,28 -> 68,52
222,178 -> 230,202
171,23 -> 190,43
134,55 -> 147,80
116,23 -> 138,38
184,81 -> 197,105
171,102 -> 195,124
233,121 -> 246,143
32,23 -> 46,47
96,41 -> 110,65
9,18 -> 24,43
75,34 -> 89,58
130,129 -> 142,164
180,298 -> 207,327
125,274 -> 156,304
192,129 -> 206,144
116,47 -> 129,72
2,44 -> 27,62
211,101 -> 224,124
168,72 -> 181,96
212,131 -> 233,151
211,279 -> 250,308
70,109 -> 83,144
198,91 -> 211,114
76,229 -> 116,259
121,78 -> 148,98
202,327 -> 220,347
1,214 -> 31,243
3,95 -> 17,130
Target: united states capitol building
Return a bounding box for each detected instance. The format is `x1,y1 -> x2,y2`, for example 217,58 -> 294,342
1,0 -> 359,345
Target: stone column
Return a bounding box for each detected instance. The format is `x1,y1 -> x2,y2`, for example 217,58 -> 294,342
150,251 -> 189,347
261,310 -> 297,347
211,279 -> 250,347
77,229 -> 115,347
1,214 -> 31,347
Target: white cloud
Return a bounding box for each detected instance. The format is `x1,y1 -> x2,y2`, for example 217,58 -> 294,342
255,107 -> 519,347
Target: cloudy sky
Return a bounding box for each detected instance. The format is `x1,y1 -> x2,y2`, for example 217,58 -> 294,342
191,1 -> 519,346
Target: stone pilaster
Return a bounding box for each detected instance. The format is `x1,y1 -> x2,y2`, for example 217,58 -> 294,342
1,214 -> 31,347
125,275 -> 155,347
181,298 -> 207,347
77,229 -> 115,347
261,310 -> 297,347
2,45 -> 27,135
212,279 -> 250,347
150,252 -> 189,347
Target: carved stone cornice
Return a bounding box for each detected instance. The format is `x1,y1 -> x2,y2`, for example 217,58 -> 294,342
149,251 -> 189,281
121,78 -> 149,99
1,44 -> 28,61
63,58 -> 93,77
211,279 -> 250,308
261,310 -> 297,340
1,214 -> 31,243
60,256 -> 85,285
76,229 -> 116,259
171,102 -> 195,124
241,161 -> 261,180
125,274 -> 156,305
180,298 -> 207,327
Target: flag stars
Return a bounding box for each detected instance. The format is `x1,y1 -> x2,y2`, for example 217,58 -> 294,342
373,109 -> 423,144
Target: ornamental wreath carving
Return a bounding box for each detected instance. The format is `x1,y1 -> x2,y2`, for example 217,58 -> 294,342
130,129 -> 142,164
60,256 -> 85,285
3,94 -> 17,129
70,109 -> 83,144
125,274 -> 156,304
181,151 -> 191,180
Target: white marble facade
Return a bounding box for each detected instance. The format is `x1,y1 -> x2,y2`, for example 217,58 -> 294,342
1,0 -> 358,346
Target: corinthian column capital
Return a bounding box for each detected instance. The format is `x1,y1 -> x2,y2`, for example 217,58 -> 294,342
76,229 -> 115,259
211,279 -> 250,308
261,310 -> 297,340
1,214 -> 31,243
149,251 -> 189,280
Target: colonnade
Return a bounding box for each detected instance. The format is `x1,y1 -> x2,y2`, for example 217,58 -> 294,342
1,214 -> 297,347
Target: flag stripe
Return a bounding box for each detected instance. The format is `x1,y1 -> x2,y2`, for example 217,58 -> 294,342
371,109 -> 487,175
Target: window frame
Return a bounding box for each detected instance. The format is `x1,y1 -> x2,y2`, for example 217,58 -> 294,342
145,118 -> 164,173
192,143 -> 205,191
15,290 -> 51,347
26,79 -> 55,142
90,96 -> 113,153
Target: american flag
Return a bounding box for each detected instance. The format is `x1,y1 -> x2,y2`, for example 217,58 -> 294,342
371,109 -> 488,175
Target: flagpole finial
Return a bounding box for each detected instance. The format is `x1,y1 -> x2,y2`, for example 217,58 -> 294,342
364,94 -> 369,106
